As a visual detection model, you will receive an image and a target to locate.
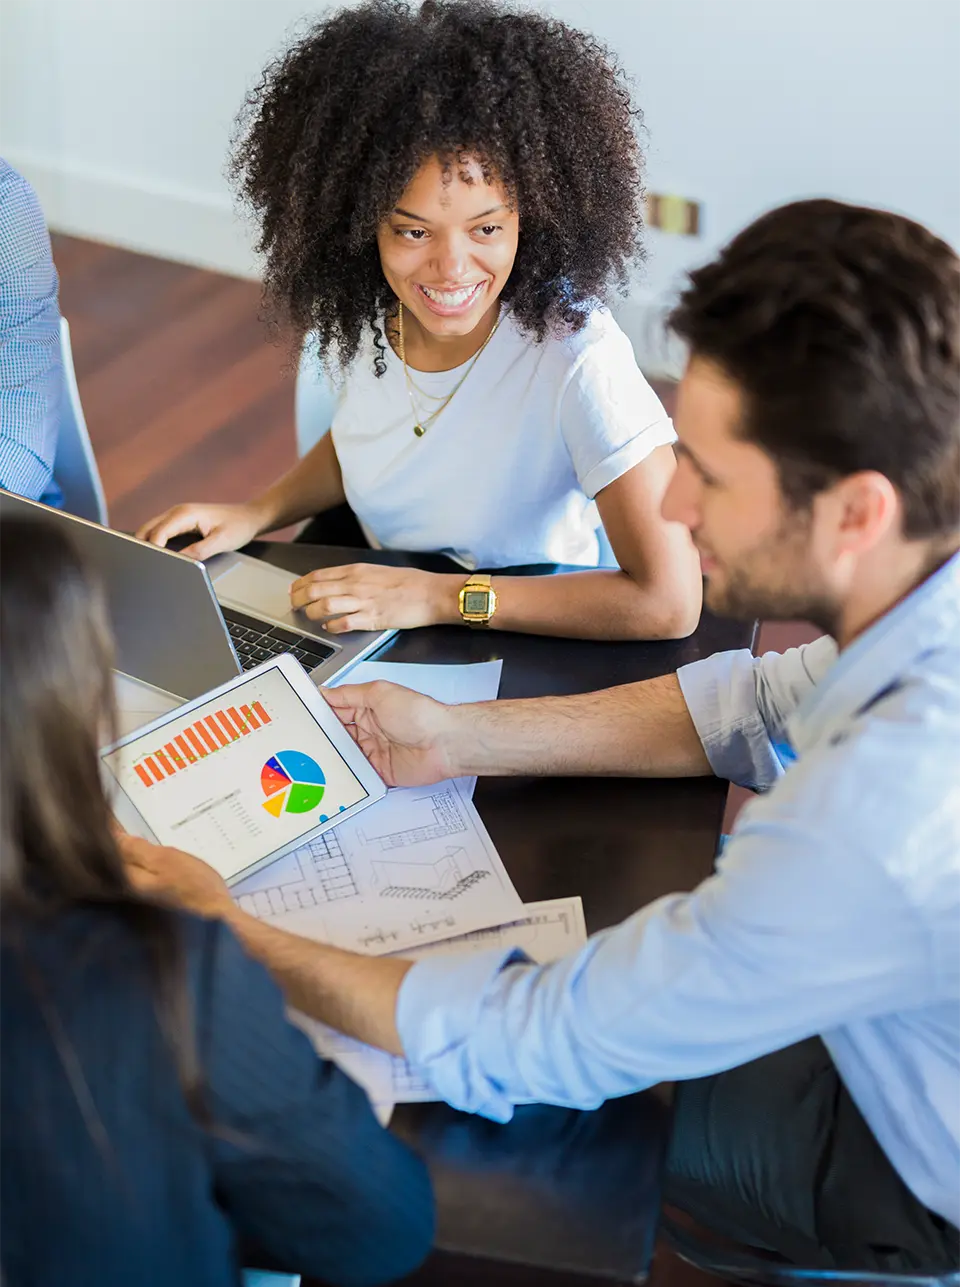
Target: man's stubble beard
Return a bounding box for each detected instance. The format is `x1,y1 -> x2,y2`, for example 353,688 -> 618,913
702,509 -> 841,636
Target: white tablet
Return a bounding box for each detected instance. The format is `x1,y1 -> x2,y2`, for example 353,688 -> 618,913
100,653 -> 385,886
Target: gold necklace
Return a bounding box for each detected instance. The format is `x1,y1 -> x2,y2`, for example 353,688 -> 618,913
397,301 -> 501,438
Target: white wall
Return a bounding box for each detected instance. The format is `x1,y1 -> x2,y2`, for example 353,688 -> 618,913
548,0 -> 960,369
2,0 -> 959,372
0,0 -> 314,276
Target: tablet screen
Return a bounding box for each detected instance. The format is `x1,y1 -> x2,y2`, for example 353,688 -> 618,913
102,665 -> 368,879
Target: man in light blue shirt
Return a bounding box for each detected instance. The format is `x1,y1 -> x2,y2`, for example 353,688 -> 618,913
124,200 -> 960,1267
0,158 -> 62,503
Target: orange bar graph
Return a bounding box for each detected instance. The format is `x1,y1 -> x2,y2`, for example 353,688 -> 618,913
184,728 -> 208,758
133,701 -> 271,786
227,706 -> 249,735
205,717 -> 229,748
215,712 -> 238,742
144,756 -> 165,784
195,722 -> 217,753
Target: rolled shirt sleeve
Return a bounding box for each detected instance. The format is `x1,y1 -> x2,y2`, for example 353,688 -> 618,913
677,636 -> 838,791
559,313 -> 677,501
0,161 -> 63,502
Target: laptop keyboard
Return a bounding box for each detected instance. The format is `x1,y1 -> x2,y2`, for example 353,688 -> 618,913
221,607 -> 336,673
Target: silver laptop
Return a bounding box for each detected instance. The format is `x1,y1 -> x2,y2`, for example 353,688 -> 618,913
0,492 -> 395,700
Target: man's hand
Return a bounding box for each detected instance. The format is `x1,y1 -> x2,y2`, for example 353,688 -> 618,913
323,680 -> 462,786
289,564 -> 458,633
119,833 -> 234,919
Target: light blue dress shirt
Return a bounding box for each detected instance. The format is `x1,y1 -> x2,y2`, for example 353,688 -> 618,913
397,552 -> 960,1225
0,158 -> 62,504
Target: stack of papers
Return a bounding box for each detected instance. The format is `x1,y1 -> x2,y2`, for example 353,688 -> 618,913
294,896 -> 587,1116
119,659 -> 587,1120
231,661 -> 527,954
237,659 -> 588,1118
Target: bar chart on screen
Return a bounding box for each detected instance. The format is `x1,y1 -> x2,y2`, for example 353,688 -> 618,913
133,700 -> 273,787
104,665 -> 373,883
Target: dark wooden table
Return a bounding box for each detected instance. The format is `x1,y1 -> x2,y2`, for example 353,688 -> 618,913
252,540 -> 757,1286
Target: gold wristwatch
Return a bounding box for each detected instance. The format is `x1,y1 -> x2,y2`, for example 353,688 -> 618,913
458,573 -> 497,627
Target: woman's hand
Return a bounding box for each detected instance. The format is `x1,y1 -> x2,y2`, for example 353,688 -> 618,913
136,500 -> 272,561
119,833 -> 234,920
290,564 -> 457,632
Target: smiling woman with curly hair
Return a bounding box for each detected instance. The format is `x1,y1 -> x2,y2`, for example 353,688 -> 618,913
140,0 -> 701,641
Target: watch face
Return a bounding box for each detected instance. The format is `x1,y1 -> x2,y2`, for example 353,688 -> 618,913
463,590 -> 489,615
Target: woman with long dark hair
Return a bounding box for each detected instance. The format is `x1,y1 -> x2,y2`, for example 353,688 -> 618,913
0,515 -> 433,1287
138,0 -> 701,642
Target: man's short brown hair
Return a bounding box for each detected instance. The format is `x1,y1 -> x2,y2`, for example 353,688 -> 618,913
669,199 -> 960,540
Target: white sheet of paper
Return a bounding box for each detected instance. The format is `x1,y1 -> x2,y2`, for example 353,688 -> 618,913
298,897 -> 588,1110
231,774 -> 523,952
327,658 -> 502,705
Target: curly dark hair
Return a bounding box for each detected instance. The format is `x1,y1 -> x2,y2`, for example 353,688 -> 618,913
231,0 -> 645,373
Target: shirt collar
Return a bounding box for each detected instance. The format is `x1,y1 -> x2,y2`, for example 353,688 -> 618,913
788,550 -> 960,755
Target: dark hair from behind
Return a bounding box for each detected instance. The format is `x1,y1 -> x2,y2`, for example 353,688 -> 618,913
231,0 -> 645,373
0,516 -> 205,1131
669,198 -> 960,542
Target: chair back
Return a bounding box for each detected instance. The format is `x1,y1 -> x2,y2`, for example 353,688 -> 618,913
53,316 -> 108,524
294,338 -> 339,459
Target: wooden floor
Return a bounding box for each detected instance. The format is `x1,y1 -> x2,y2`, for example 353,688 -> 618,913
52,233 -> 297,535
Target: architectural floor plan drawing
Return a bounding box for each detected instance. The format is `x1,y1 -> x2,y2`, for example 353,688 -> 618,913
233,829 -> 359,918
402,897 -> 588,963
372,845 -> 490,900
359,789 -> 466,850
231,775 -> 523,954
298,897 -> 589,1113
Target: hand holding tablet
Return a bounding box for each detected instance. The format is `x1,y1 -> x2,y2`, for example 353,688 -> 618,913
101,654 -> 385,885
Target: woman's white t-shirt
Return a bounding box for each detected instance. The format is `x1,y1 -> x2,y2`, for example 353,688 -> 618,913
331,308 -> 675,570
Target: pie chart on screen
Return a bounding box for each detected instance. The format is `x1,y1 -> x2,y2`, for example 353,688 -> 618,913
261,751 -> 326,818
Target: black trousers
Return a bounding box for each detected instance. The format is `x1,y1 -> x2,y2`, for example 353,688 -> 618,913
664,1038 -> 959,1270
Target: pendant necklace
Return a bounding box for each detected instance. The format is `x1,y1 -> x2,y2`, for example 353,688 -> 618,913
396,301 -> 501,438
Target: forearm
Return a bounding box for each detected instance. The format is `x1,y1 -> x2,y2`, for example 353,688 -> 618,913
427,558 -> 700,642
222,904 -> 411,1056
252,432 -> 347,532
491,567 -> 701,640
445,672 -> 711,778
